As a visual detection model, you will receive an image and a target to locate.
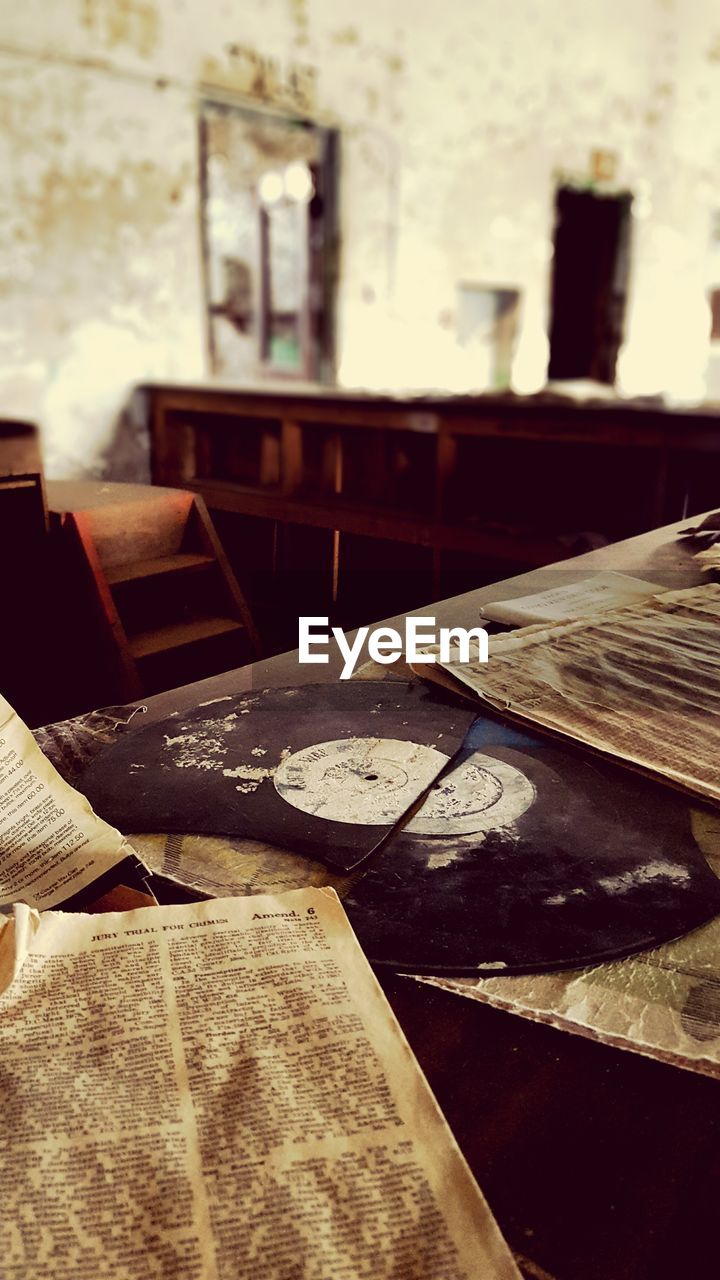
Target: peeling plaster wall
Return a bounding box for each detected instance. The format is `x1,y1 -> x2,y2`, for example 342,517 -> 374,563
1,0 -> 720,477
0,58 -> 204,478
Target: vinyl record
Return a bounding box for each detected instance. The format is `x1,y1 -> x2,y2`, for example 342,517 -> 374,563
81,683 -> 477,872
342,719 -> 720,973
82,682 -> 720,974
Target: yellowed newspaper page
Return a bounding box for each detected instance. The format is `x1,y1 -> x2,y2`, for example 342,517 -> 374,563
0,888 -> 519,1280
0,694 -> 136,908
416,583 -> 720,806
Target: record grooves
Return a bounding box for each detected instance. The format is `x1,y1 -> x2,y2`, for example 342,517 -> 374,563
82,683 -> 720,975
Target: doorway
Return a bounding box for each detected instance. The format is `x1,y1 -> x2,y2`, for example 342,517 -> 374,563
548,185 -> 632,385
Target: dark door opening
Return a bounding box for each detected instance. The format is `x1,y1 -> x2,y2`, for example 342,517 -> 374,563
548,185 -> 632,385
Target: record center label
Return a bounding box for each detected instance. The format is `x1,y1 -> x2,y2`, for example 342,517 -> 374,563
408,753 -> 535,836
274,738 -> 443,826
274,737 -> 535,833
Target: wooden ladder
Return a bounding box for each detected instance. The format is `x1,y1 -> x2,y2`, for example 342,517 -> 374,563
47,481 -> 261,702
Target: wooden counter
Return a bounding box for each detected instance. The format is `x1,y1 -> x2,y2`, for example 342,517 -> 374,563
141,383 -> 720,633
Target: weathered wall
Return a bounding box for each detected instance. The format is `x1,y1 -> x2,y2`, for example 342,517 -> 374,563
1,0 -> 720,477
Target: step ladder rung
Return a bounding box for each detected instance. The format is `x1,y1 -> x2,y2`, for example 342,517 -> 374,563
105,552 -> 215,586
129,615 -> 244,660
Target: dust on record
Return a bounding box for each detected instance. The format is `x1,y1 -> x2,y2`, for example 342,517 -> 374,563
81,682 -> 477,872
342,719 -> 720,973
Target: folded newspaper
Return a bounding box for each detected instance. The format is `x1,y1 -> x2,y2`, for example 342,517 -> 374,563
413,583 -> 720,808
0,693 -> 152,910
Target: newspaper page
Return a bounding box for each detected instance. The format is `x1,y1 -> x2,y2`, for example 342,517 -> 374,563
0,887 -> 519,1280
0,694 -> 139,909
414,583 -> 720,806
479,572 -> 664,626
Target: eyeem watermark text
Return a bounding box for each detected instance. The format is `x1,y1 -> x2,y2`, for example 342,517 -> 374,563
299,616 -> 489,680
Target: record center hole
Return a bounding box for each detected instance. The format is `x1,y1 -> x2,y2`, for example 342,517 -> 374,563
364,773 -> 379,781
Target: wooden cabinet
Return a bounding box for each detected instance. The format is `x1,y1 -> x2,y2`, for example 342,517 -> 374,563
143,384 -> 720,641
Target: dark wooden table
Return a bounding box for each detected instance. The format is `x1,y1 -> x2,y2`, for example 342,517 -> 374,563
131,514 -> 716,1280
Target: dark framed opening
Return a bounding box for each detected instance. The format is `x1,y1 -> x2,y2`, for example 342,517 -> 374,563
199,100 -> 339,384
548,184 -> 632,385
